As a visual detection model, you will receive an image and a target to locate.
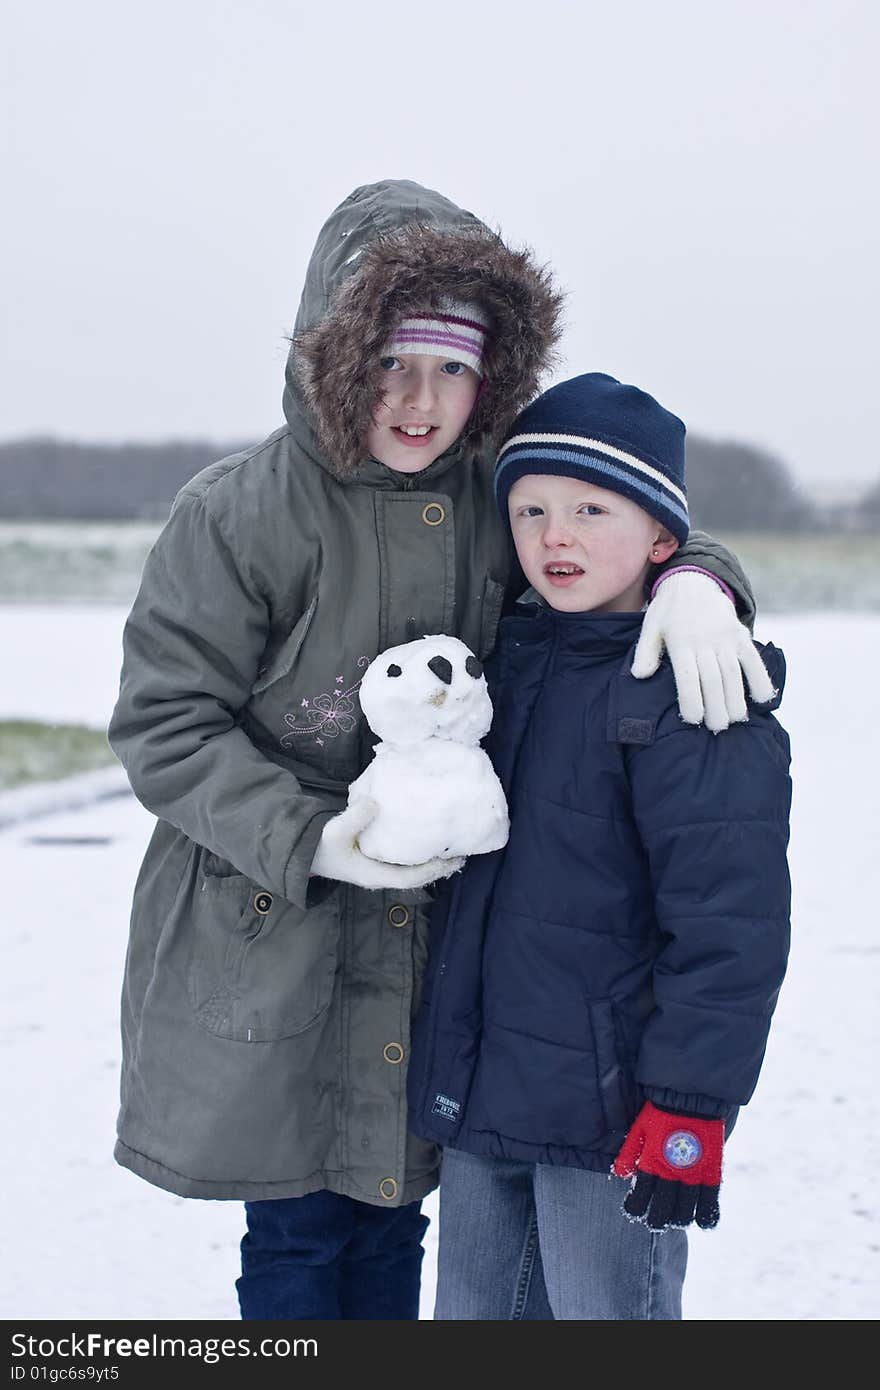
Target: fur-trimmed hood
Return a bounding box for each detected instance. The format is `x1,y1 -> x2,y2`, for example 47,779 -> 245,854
285,179 -> 564,479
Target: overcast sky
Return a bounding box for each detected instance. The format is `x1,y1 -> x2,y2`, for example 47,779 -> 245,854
4,0 -> 878,494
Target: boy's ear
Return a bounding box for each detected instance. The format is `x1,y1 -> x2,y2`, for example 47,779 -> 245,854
650,527 -> 679,565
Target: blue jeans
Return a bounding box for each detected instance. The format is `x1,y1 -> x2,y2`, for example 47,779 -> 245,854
435,1148 -> 688,1320
237,1191 -> 429,1320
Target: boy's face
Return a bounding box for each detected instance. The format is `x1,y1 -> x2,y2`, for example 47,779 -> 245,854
508,474 -> 679,614
366,353 -> 481,474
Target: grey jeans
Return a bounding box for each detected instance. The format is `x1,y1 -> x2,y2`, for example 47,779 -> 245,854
434,1147 -> 688,1320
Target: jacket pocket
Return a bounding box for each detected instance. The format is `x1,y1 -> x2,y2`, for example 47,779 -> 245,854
252,595 -> 318,695
588,999 -> 636,1133
479,577 -> 506,660
187,851 -> 339,1042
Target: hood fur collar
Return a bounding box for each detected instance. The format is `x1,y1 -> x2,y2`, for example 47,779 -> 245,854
290,218 -> 564,479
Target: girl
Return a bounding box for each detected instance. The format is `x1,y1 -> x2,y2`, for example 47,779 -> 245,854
108,178 -> 772,1320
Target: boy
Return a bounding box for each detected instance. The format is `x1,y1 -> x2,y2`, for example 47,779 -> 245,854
407,372 -> 792,1320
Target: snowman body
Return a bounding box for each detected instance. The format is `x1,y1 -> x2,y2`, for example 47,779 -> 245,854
349,635 -> 509,866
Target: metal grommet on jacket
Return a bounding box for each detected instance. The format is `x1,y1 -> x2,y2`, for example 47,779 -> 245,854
253,892 -> 273,915
383,1042 -> 404,1064
379,1178 -> 398,1201
387,904 -> 411,928
422,503 -> 445,526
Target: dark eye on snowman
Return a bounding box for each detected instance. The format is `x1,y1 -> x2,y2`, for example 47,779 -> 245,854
387,664 -> 402,677
465,656 -> 483,679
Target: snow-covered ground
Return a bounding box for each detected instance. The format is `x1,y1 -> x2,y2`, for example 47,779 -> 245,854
1,605 -> 878,1320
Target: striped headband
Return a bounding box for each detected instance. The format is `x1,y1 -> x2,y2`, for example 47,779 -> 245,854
383,297 -> 489,377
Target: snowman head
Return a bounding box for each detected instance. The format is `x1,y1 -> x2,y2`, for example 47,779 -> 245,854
358,635 -> 493,746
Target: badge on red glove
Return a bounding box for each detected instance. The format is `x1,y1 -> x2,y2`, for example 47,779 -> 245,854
612,1100 -> 724,1230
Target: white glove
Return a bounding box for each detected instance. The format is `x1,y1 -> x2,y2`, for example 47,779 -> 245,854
632,571 -> 776,733
310,798 -> 465,891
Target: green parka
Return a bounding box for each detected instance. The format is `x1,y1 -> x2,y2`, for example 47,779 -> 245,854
108,179 -> 754,1206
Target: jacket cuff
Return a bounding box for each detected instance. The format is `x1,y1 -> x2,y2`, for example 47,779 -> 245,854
640,1086 -> 733,1120
283,808 -> 338,910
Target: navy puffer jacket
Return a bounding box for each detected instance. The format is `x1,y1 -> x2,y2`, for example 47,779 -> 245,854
408,604 -> 792,1174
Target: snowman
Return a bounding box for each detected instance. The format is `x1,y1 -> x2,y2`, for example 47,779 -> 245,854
348,634 -> 509,866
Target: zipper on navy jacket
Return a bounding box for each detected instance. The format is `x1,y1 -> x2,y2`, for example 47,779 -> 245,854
416,623 -> 558,1127
417,872 -> 465,1117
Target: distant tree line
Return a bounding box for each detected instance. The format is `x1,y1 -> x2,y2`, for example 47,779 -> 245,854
0,435 -> 874,531
684,438 -> 816,531
861,474 -> 880,517
0,438 -> 252,521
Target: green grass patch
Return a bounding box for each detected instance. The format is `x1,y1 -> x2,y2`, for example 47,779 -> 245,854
0,522 -> 877,610
0,720 -> 118,790
0,520 -> 161,603
717,532 -> 880,612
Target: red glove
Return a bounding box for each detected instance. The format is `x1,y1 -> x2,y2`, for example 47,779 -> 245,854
612,1101 -> 724,1230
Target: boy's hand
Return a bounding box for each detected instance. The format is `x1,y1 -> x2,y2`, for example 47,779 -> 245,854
310,799 -> 464,890
633,571 -> 776,732
612,1101 -> 724,1231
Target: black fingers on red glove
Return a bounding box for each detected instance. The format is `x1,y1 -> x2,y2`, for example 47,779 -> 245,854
622,1172 -> 721,1231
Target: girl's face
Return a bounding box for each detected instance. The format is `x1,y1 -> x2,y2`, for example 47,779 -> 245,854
366,353 -> 481,474
508,474 -> 679,613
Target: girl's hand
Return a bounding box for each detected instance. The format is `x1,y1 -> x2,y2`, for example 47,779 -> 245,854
632,571 -> 776,732
310,799 -> 465,890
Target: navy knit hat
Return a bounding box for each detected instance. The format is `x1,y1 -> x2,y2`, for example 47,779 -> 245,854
494,372 -> 689,544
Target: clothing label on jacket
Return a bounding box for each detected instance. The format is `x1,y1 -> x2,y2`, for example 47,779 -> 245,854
431,1093 -> 462,1122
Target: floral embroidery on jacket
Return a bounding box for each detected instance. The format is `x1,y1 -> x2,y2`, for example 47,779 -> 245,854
280,657 -> 370,749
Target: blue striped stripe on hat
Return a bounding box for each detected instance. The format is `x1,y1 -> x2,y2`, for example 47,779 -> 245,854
494,372 -> 689,543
